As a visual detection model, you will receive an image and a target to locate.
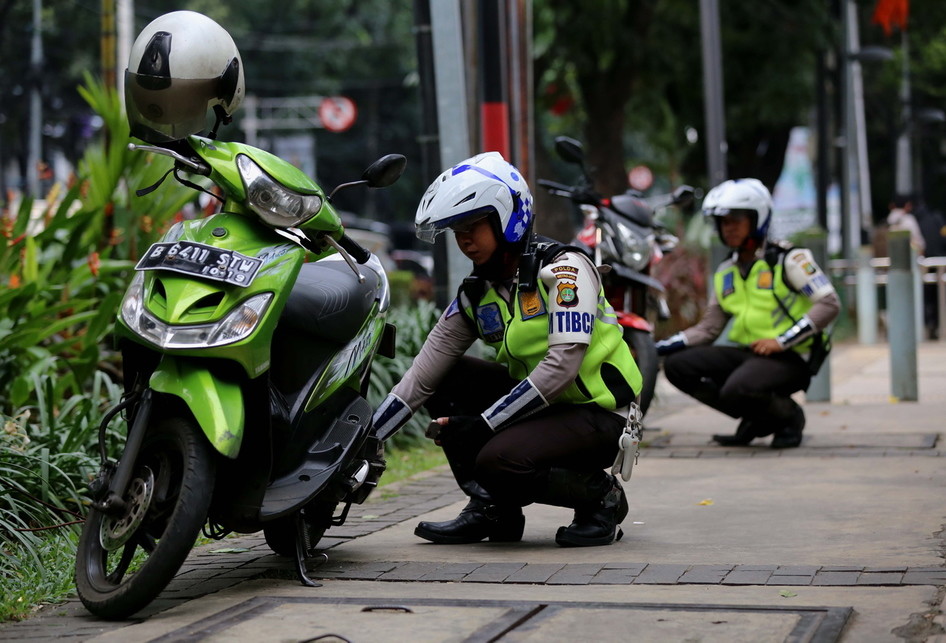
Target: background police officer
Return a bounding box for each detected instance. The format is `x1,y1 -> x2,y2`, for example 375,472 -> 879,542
655,179 -> 840,448
372,152 -> 641,547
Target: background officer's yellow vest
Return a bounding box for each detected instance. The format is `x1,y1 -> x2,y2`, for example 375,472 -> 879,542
713,259 -> 813,352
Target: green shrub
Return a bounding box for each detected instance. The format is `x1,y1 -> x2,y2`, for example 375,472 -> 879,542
369,299 -> 441,448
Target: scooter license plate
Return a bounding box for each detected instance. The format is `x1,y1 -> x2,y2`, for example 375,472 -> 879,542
136,241 -> 262,287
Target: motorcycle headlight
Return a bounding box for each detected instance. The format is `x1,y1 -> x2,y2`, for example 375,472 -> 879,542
616,221 -> 652,272
238,155 -> 322,228
122,278 -> 273,349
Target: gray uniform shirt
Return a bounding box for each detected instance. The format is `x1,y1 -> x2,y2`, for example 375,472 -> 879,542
390,251 -> 599,413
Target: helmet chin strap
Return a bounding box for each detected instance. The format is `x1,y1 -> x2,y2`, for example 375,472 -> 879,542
472,212 -> 530,281
208,105 -> 232,140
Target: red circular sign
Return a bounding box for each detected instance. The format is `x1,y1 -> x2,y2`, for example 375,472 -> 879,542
319,96 -> 357,132
628,165 -> 654,191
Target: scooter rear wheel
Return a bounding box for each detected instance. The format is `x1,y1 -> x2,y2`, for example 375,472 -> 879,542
75,416 -> 215,620
625,327 -> 658,417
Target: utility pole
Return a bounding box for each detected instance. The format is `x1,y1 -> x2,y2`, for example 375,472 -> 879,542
894,29 -> 912,197
27,0 -> 43,198
478,0 -> 509,158
428,0 -> 472,307
116,0 -> 134,100
699,0 -> 727,188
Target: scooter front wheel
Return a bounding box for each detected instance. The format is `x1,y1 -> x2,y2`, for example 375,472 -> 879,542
75,415 -> 215,620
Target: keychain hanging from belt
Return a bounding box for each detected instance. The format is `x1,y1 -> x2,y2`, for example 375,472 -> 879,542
612,402 -> 642,481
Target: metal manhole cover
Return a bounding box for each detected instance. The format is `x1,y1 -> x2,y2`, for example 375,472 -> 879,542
150,596 -> 850,643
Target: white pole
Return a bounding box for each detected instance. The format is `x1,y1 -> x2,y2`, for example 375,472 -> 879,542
116,0 -> 134,102
27,0 -> 43,197
430,0 -> 472,301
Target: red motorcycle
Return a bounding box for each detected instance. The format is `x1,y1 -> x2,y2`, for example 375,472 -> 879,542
539,136 -> 693,417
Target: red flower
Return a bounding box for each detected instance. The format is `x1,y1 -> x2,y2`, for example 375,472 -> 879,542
88,252 -> 101,277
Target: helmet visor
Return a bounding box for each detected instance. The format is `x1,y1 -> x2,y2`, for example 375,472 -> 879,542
415,210 -> 490,244
124,70 -> 221,143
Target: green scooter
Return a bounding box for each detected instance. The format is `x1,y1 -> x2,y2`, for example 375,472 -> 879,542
74,132 -> 405,619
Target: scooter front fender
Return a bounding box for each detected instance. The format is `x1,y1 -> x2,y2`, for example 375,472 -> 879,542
150,358 -> 244,458
616,311 -> 653,333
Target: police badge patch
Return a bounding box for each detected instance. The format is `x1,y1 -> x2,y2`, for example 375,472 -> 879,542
722,271 -> 736,298
518,289 -> 546,320
556,281 -> 578,307
757,270 -> 773,290
476,303 -> 505,342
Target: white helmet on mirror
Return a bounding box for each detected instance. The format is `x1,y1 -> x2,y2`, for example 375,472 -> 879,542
125,10 -> 245,143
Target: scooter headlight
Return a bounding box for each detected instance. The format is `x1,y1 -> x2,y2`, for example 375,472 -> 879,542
238,155 -> 322,228
615,221 -> 652,272
122,279 -> 273,349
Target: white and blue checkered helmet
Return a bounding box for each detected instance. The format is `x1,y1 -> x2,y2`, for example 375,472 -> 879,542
415,152 -> 534,244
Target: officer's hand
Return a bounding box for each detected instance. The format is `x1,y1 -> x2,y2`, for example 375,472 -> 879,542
655,332 -> 687,356
430,415 -> 491,445
750,338 -> 784,356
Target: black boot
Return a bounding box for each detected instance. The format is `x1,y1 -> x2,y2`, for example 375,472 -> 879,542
712,417 -> 760,446
537,469 -> 628,547
770,398 -> 805,449
414,498 -> 525,544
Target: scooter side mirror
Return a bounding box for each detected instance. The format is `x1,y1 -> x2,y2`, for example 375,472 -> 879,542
671,185 -> 697,212
554,136 -> 585,166
363,154 -> 407,188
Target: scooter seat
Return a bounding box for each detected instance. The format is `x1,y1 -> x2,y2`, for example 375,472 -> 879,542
280,260 -> 379,345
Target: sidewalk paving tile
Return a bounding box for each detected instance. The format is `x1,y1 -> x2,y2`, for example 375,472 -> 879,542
589,568 -> 640,584
421,562 -> 485,582
811,571 -> 861,586
633,564 -> 690,584
856,572 -> 905,585
547,563 -> 605,585
766,576 -> 815,586
505,563 -> 566,584
902,570 -> 946,585
462,562 -> 526,583
772,565 -> 820,576
679,565 -> 734,584
378,561 -> 445,581
602,562 -> 648,573
722,569 -> 775,585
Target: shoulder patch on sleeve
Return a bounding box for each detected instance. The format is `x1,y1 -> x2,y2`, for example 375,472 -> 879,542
444,298 -> 460,318
783,248 -> 835,301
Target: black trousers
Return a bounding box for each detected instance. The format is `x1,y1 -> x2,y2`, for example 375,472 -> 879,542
662,345 -> 810,426
425,357 -> 625,507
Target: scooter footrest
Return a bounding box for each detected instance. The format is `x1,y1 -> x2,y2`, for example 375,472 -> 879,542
260,396 -> 371,520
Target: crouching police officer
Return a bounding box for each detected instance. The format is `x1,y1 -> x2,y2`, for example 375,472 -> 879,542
371,152 -> 642,547
656,178 -> 839,448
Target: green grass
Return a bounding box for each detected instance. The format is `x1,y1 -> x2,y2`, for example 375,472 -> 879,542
0,530 -> 80,623
0,440 -> 447,623
379,440 -> 447,490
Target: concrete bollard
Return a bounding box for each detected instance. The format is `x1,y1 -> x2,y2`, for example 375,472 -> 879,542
804,235 -> 831,402
886,231 -> 918,401
856,246 -> 878,345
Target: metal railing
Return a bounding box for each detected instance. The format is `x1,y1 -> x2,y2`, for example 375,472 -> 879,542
826,255 -> 946,341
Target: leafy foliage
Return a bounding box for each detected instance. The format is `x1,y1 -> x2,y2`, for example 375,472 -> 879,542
369,299 -> 441,448
0,75 -> 196,412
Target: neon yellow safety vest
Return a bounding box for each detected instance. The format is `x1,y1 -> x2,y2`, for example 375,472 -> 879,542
461,279 -> 642,409
713,257 -> 813,352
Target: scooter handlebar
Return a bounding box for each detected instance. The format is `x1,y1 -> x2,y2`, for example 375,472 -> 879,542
338,233 -> 372,264
537,178 -> 572,192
